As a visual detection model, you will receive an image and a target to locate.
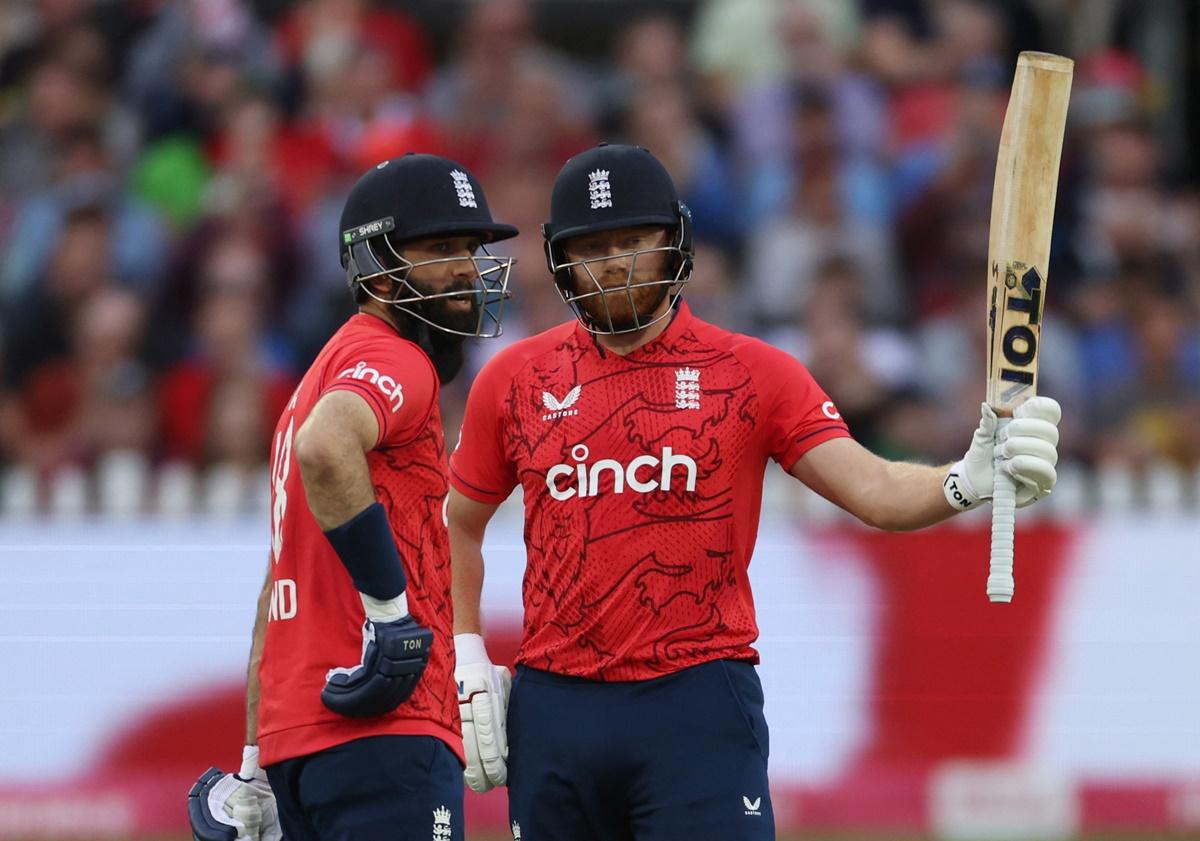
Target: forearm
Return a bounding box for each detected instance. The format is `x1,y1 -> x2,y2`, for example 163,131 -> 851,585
244,562 -> 273,745
451,539 -> 485,635
794,438 -> 959,531
853,458 -> 958,531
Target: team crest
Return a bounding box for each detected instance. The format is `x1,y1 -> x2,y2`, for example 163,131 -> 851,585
511,820 -> 522,840
450,170 -> 478,208
432,805 -> 452,840
675,367 -> 700,410
542,385 -> 582,421
588,169 -> 612,209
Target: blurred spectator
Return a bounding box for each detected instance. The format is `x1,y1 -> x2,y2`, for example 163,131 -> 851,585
123,0 -> 281,141
685,243 -> 743,331
765,257 -> 917,453
0,0 -> 1194,498
892,65 -> 1007,316
276,0 -> 432,99
0,279 -> 153,473
745,86 -> 899,327
623,82 -> 741,250
597,14 -> 692,135
156,228 -> 297,466
734,2 -> 890,229
425,0 -> 596,173
2,119 -> 166,304
1080,261 -> 1200,467
2,203 -> 116,394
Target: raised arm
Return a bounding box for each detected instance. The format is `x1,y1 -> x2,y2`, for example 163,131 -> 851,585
790,437 -> 955,531
790,398 -> 1062,531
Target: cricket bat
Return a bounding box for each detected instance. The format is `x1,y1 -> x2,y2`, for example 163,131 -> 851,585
986,52 -> 1073,603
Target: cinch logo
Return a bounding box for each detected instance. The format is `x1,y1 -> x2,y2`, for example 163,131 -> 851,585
338,361 -> 404,413
545,444 -> 697,501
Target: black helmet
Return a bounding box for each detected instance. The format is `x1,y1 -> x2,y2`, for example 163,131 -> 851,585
542,144 -> 693,334
340,153 -> 519,338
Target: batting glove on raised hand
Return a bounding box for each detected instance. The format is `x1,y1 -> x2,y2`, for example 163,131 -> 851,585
321,593 -> 434,718
944,396 -> 1061,511
187,746 -> 282,841
455,633 -> 511,793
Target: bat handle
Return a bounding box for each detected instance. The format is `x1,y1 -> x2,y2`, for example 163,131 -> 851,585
988,417 -> 1016,602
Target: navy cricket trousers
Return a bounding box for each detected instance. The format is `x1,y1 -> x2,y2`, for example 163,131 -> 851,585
507,659 -> 775,840
264,734 -> 463,841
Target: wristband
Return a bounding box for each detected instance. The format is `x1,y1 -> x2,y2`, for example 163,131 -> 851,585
322,502 -> 406,600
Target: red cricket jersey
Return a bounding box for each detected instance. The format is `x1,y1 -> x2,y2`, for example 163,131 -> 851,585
257,313 -> 462,766
449,302 -> 850,681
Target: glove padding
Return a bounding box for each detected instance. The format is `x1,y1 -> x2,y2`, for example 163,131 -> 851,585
455,635 -> 511,793
321,615 -> 434,718
945,396 -> 1061,510
187,748 -> 281,841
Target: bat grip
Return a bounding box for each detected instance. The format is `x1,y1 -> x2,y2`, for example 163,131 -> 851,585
988,417 -> 1016,603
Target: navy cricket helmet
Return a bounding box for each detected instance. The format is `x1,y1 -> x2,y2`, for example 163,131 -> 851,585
340,153 -> 519,338
542,143 -> 694,334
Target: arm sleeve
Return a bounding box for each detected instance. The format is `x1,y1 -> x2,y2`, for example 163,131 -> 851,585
746,341 -> 852,471
320,336 -> 438,449
448,353 -> 519,504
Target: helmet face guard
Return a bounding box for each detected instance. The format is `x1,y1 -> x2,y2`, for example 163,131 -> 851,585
344,231 -> 513,339
544,211 -> 693,335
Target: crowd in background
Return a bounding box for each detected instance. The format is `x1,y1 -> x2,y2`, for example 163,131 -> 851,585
1,0 -> 1198,509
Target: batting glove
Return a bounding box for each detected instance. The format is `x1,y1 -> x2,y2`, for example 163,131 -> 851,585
187,746 -> 282,841
321,593 -> 434,718
455,633 -> 511,793
944,396 -> 1061,511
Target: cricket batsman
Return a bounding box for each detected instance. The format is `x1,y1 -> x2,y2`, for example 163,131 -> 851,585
188,153 -> 517,841
448,144 -> 1062,839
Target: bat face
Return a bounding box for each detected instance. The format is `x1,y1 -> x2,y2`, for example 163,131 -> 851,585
988,259 -> 1046,407
985,51 -> 1072,415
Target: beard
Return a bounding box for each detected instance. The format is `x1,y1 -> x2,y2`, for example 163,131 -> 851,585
571,277 -> 671,333
387,280 -> 479,385
412,282 -> 483,336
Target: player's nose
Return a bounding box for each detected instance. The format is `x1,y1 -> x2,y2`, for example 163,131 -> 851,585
449,251 -> 478,280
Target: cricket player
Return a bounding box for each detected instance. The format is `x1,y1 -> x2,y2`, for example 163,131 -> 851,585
187,153 -> 517,841
448,144 -> 1061,839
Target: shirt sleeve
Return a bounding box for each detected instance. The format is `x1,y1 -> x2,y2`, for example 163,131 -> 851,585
320,336 -> 438,449
448,351 -> 519,504
745,340 -> 851,471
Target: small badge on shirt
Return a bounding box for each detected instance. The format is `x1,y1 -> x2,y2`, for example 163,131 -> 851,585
541,384 -> 582,421
675,367 -> 701,410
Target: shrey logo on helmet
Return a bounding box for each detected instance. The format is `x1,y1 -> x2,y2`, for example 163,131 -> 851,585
545,444 -> 698,501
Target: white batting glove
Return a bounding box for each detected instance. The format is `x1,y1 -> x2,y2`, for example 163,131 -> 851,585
944,396 -> 1061,511
455,633 -> 511,793
187,745 -> 282,841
